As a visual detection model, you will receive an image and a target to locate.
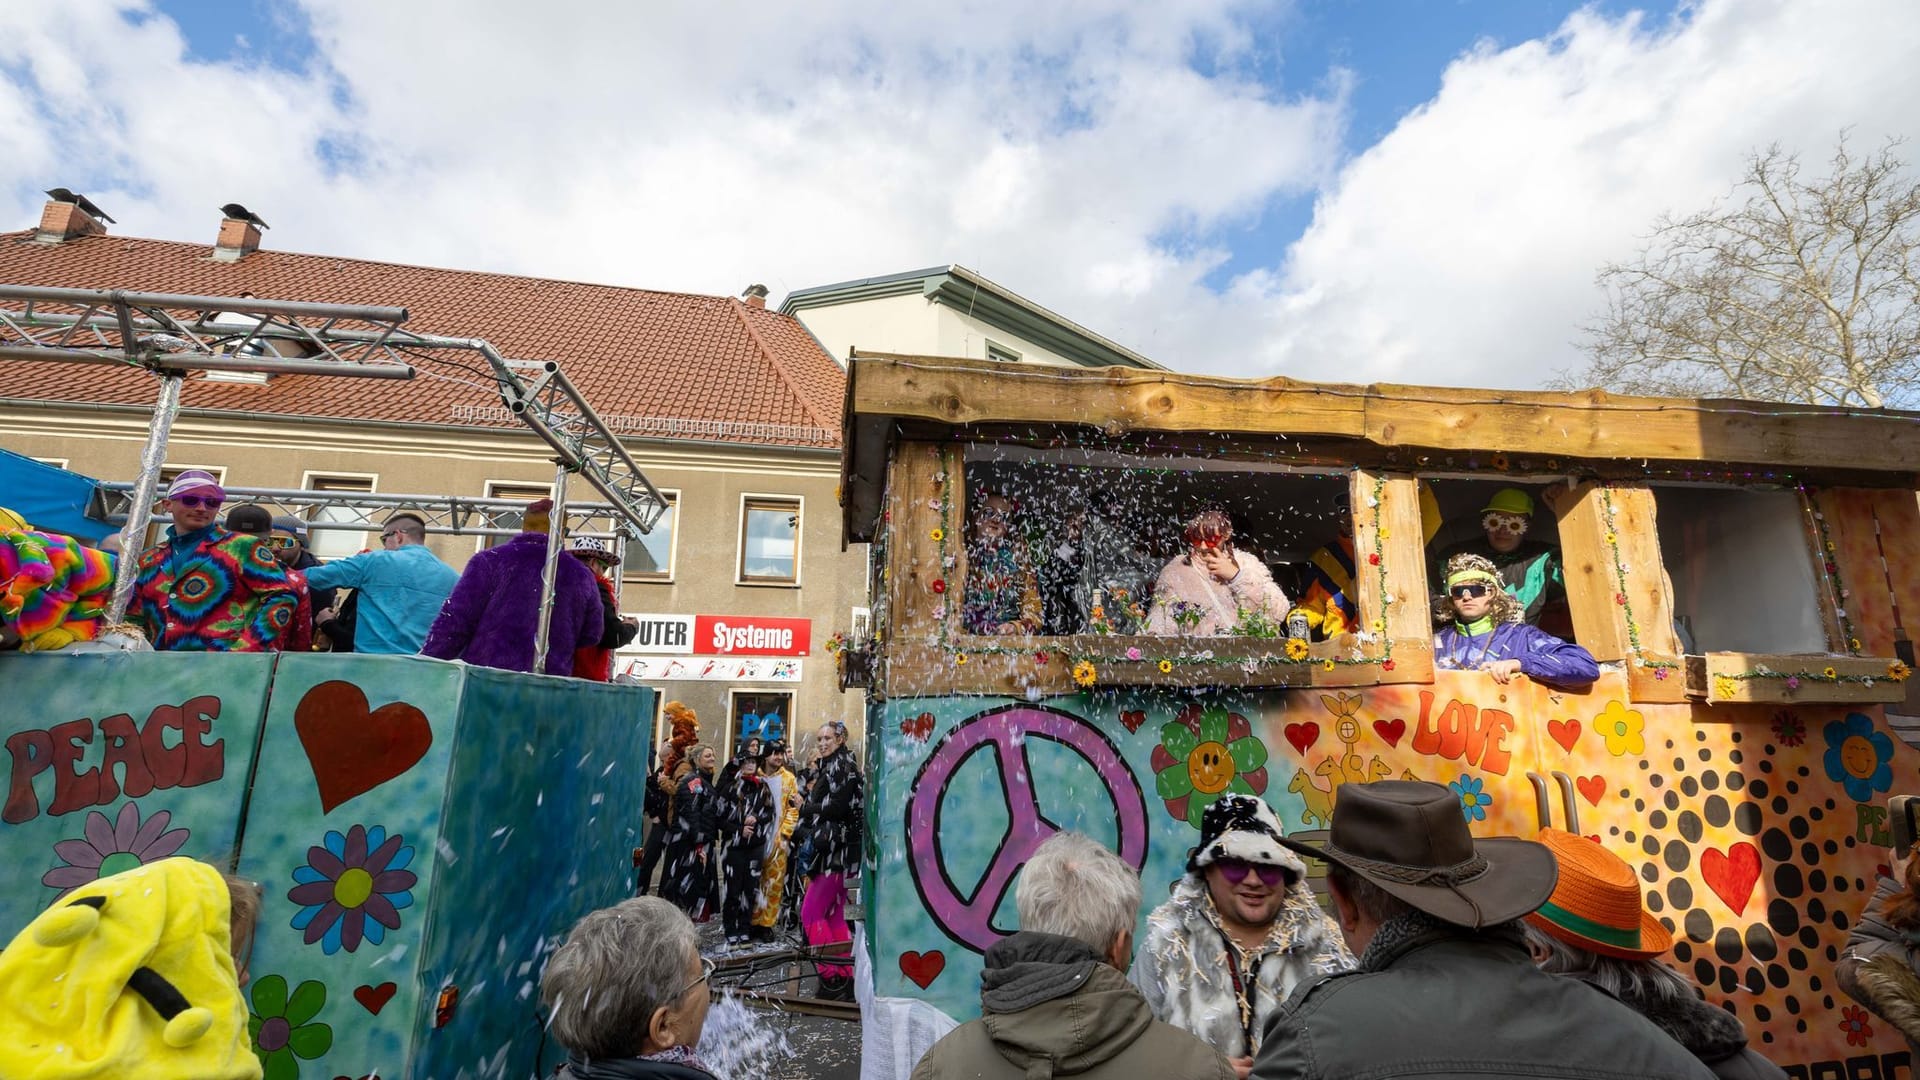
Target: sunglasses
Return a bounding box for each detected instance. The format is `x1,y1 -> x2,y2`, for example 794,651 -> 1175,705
672,955 -> 716,1000
172,495 -> 223,509
1482,513 -> 1529,533
1215,858 -> 1287,886
267,536 -> 299,549
1450,583 -> 1492,599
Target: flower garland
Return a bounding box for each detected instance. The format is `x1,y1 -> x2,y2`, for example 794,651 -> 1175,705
1801,486 -> 1863,655
926,448 -> 1397,687
1712,659 -> 1907,699
1597,486 -> 1681,679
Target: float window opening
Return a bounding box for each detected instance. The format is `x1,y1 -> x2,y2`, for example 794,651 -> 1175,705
1652,484 -> 1828,655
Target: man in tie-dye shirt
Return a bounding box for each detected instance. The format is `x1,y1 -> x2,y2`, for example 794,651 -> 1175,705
131,471 -> 295,651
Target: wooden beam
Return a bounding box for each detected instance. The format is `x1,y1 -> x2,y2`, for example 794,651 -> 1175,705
1690,653 -> 1909,705
1556,482 -> 1688,703
1352,470 -> 1434,681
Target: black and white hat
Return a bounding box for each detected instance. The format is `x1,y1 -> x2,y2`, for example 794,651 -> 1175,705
1187,794 -> 1306,885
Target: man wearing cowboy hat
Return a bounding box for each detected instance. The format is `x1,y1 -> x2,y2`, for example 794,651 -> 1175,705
1252,781 -> 1715,1080
1131,795 -> 1352,1078
1524,829 -> 1785,1080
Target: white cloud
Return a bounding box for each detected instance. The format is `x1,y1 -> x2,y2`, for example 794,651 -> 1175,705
0,0 -> 1916,392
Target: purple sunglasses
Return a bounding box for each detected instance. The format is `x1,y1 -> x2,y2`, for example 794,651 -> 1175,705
1215,858 -> 1287,886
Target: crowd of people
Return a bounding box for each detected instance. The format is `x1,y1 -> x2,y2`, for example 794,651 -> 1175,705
638,715 -> 866,1002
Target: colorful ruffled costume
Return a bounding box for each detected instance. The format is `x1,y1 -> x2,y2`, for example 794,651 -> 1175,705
0,857 -> 261,1080
131,525 -> 295,652
0,507 -> 119,651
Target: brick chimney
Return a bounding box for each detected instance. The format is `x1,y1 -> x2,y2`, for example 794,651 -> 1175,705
741,283 -> 769,309
34,198 -> 107,243
213,214 -> 262,262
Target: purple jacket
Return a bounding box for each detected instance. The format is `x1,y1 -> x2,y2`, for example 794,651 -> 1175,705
1433,620 -> 1600,688
420,532 -> 604,675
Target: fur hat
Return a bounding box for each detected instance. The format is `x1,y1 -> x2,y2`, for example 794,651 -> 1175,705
1186,795 -> 1304,885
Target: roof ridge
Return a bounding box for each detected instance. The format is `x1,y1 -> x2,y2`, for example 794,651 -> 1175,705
727,297 -> 831,431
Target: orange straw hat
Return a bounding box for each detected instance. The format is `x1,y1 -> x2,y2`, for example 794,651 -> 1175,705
1525,828 -> 1673,960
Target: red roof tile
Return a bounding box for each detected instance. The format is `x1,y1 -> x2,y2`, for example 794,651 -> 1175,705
0,228 -> 842,447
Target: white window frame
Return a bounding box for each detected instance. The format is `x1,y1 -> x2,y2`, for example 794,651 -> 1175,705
32,457 -> 69,469
300,470 -> 379,561
159,463 -> 230,485
735,493 -> 803,588
985,340 -> 1022,364
480,479 -> 555,552
726,688 -> 795,758
622,488 -> 680,583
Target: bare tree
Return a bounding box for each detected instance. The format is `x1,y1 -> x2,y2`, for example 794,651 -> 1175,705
1560,137 -> 1920,409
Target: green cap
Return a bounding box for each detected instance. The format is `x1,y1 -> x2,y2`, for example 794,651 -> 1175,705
1482,488 -> 1534,516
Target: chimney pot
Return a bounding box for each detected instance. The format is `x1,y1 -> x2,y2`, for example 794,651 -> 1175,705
213,216 -> 261,261
742,283 -> 769,309
35,199 -> 106,243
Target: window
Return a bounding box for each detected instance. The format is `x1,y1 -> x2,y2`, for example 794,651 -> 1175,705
303,473 -> 377,561
729,690 -> 792,751
622,490 -> 678,581
482,481 -> 554,550
1652,485 -> 1828,654
32,457 -> 69,469
1421,478 -> 1572,639
159,464 -> 229,486
738,496 -> 801,584
985,341 -> 1022,364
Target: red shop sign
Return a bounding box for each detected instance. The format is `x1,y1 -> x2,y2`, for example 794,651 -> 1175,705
692,615 -> 812,657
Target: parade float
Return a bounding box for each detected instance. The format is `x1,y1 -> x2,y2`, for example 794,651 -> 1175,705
841,352 -> 1920,1080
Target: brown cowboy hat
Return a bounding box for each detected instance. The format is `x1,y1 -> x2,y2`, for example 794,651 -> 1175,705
1278,780 -> 1558,928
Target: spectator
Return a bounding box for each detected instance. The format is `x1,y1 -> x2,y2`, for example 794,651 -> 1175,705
1431,486 -> 1567,628
421,499 -> 602,675
719,752 -> 774,946
636,748 -> 673,897
962,490 -> 1042,636
1145,510 -> 1289,637
266,516 -> 335,621
662,744 -> 720,921
131,471 -> 295,651
1130,795 -> 1352,1076
751,740 -> 801,943
912,832 -> 1234,1080
1836,843 -> 1920,1057
1432,553 -> 1598,688
305,512 -> 459,656
541,897 -> 719,1080
1251,781 -> 1715,1080
568,536 -> 638,681
798,720 -> 863,1001
1525,830 -> 1786,1080
226,505 -> 311,653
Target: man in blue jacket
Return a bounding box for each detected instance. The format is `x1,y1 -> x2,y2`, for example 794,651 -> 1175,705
305,512 -> 459,654
1432,553 -> 1598,689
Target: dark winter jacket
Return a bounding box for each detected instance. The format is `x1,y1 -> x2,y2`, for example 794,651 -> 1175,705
573,571 -> 637,681
912,932 -> 1235,1080
1252,916 -> 1717,1080
799,746 -> 863,876
288,548 -> 336,625
667,767 -> 718,849
644,768 -> 670,822
551,1050 -> 717,1080
721,772 -> 776,851
660,765 -> 719,911
1564,972 -> 1786,1080
1837,876 -> 1920,1058
1433,619 -> 1600,688
420,532 -> 603,675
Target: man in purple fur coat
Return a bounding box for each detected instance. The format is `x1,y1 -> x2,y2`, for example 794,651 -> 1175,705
420,498 -> 603,675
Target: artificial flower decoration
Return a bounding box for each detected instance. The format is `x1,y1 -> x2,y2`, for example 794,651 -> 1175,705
1785,676 -> 1800,690
1034,651 -> 1049,665
289,824 -> 416,954
954,653 -> 968,665
1125,646 -> 1143,661
1367,553 -> 1381,566
248,976 -> 333,1080
1322,659 -> 1336,671
930,578 -> 947,594
1595,700 -> 1645,757
1150,704 -> 1270,828
1891,661 -> 1913,682
1158,659 -> 1174,674
1823,713 -> 1895,802
1823,666 -> 1839,680
1382,659 -> 1396,671
1490,453 -> 1511,470
1071,660 -> 1097,687
1284,637 -> 1310,661
1714,676 -> 1740,700
1448,775 -> 1493,823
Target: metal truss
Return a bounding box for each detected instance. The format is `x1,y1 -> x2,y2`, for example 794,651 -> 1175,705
91,484 -> 633,544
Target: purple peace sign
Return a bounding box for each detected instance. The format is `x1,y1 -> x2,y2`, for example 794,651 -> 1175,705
905,704 -> 1148,953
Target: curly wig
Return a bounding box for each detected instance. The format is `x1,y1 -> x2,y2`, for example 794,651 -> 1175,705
1432,552 -> 1524,626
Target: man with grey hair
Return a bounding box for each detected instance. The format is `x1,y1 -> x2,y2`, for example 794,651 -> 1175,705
541,896 -> 719,1079
911,832 -> 1233,1080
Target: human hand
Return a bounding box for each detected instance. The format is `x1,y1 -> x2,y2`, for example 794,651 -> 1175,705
1479,659 -> 1524,684
1229,1056 -> 1254,1080
744,824 -> 756,839
697,848 -> 708,865
1197,548 -> 1238,583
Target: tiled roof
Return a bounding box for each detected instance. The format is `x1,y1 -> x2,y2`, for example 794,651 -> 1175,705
0,228 -> 842,447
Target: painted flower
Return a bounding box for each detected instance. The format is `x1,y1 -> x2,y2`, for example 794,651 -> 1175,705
1071,660 -> 1097,687
1823,713 -> 1895,803
43,803 -> 190,898
1772,711 -> 1806,747
1714,676 -> 1740,700
1150,705 -> 1270,828
1891,661 -> 1912,682
249,975 -> 332,1080
1840,1005 -> 1874,1046
1284,637 -> 1309,660
1158,659 -> 1174,674
289,824 -> 416,955
1594,701 -> 1645,757
1449,775 -> 1493,823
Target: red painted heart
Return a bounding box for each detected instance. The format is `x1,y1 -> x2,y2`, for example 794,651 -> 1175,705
1372,718 -> 1407,748
1548,719 -> 1581,753
1283,722 -> 1320,756
1702,842 -> 1762,916
353,982 -> 398,1015
1118,710 -> 1147,734
295,681 -> 434,814
899,950 -> 946,989
1575,775 -> 1606,806
901,713 -> 935,741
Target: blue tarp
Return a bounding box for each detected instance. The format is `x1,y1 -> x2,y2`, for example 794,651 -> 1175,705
0,447 -> 114,541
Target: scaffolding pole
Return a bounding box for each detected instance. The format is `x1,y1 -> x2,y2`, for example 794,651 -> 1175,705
106,375 -> 182,623
534,462 -> 572,668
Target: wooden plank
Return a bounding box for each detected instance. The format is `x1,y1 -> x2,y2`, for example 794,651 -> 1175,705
1555,482 -> 1688,702
878,441 -> 954,699
1691,653 -> 1909,705
1353,471 -> 1432,658
848,353 -> 1920,475
884,639 -> 1431,696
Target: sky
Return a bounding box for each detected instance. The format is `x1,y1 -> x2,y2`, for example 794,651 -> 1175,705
2,0 -> 1916,389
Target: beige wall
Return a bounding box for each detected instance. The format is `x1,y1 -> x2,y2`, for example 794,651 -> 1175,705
0,402 -> 869,750
792,291 -> 1091,369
